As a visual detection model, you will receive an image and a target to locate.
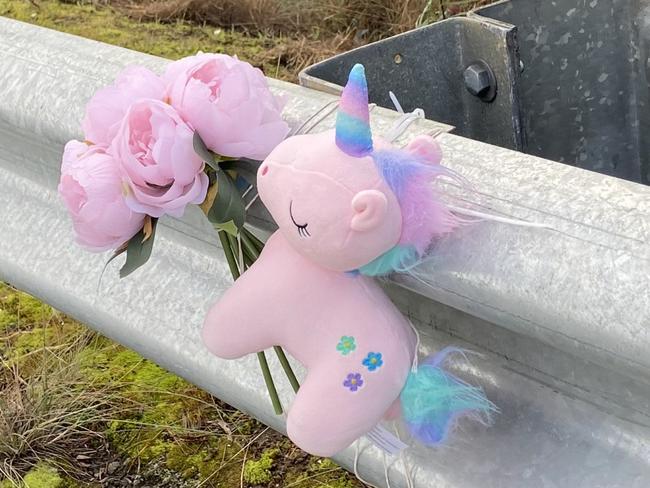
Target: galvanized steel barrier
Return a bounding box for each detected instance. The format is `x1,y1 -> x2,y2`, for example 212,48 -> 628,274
1,17 -> 649,488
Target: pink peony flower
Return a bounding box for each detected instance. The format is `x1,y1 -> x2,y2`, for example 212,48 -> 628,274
82,66 -> 165,146
163,53 -> 289,160
59,140 -> 145,252
111,99 -> 209,218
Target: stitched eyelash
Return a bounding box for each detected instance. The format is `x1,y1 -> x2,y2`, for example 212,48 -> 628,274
289,201 -> 311,238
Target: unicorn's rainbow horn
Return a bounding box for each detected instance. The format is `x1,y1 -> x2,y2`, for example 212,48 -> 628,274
335,64 -> 373,157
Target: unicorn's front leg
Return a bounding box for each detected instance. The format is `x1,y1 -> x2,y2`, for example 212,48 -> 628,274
202,234 -> 287,359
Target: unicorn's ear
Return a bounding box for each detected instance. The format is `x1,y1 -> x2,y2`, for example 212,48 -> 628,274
406,135 -> 442,165
336,64 -> 373,157
350,190 -> 388,232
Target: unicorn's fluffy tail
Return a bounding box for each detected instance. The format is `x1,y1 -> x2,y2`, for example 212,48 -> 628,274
400,347 -> 496,446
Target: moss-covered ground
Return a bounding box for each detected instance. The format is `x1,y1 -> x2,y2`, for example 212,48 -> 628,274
0,282 -> 361,487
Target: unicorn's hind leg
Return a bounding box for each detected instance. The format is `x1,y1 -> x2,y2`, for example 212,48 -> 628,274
286,364 -> 404,457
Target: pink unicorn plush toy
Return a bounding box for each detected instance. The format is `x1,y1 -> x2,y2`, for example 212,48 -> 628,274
202,64 -> 493,457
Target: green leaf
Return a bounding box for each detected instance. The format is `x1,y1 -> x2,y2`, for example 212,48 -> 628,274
220,160 -> 258,186
207,170 -> 246,231
193,131 -> 219,171
119,218 -> 158,278
214,220 -> 239,236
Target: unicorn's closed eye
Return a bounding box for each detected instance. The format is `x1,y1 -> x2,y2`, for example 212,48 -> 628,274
202,64 -> 494,457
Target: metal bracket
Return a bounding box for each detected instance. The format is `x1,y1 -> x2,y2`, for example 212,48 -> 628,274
300,17 -> 523,151
302,0 -> 650,185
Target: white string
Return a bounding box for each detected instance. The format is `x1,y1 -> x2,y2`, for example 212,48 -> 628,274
389,91 -> 404,114
293,100 -> 378,137
236,233 -> 244,272
393,425 -> 415,488
383,91 -> 426,142
408,319 -> 420,373
383,452 -> 393,488
245,192 -> 260,211
383,93 -> 551,235
353,440 -> 381,488
304,102 -> 339,134
241,184 -> 254,199
384,109 -> 426,143
293,100 -> 338,136
382,94 -> 549,233
427,128 -> 444,139
447,204 -> 553,229
96,255 -> 115,293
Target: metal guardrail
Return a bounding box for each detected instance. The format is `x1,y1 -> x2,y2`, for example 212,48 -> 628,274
302,0 -> 650,185
1,17 -> 649,488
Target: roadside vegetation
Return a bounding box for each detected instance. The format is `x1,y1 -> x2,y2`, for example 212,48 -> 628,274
0,0 -> 491,81
0,283 -> 360,487
0,0 -> 492,486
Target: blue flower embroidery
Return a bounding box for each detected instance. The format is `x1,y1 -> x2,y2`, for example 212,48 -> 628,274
362,352 -> 383,371
343,373 -> 364,392
336,336 -> 356,355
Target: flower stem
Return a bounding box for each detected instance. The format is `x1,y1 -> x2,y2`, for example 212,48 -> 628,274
217,230 -> 283,415
226,232 -> 248,274
239,236 -> 257,264
218,230 -> 241,277
243,227 -> 265,252
240,229 -> 261,259
257,351 -> 283,415
273,346 -> 300,393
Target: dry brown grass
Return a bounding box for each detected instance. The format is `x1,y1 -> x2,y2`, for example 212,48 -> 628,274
114,0 -> 427,38
111,0 -> 490,40
110,0 -> 434,79
0,329 -> 124,483
105,0 -> 490,79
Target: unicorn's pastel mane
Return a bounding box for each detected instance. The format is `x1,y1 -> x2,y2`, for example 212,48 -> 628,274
358,148 -> 460,276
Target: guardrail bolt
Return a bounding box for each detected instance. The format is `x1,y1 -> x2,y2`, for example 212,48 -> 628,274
463,61 -> 497,102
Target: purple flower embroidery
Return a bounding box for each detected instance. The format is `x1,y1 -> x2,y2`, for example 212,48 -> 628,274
343,373 -> 364,392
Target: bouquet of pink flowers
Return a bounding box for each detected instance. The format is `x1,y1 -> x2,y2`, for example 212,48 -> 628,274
59,53 -> 289,273
59,53 -> 297,413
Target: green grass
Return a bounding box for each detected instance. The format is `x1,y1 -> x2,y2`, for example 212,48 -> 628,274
0,0 -> 297,80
